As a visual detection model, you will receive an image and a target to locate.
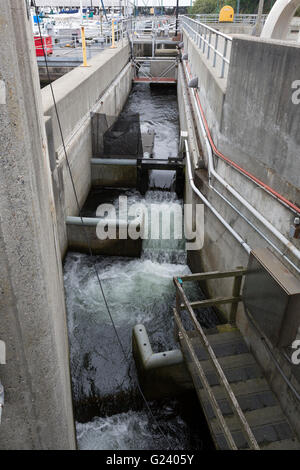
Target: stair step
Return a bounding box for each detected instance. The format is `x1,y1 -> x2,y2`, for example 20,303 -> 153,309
261,439 -> 300,450
199,378 -> 277,419
190,334 -> 248,361
211,406 -> 294,449
185,352 -> 263,388
179,328 -> 300,450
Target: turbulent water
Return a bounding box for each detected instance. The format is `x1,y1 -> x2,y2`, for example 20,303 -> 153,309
119,83 -> 179,189
119,84 -> 179,160
76,404 -> 198,451
63,84 -> 218,450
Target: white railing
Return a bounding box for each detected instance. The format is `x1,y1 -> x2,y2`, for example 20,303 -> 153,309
191,13 -> 268,25
181,15 -> 232,79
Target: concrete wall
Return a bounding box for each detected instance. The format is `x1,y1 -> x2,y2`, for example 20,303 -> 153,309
179,29 -> 300,439
221,35 -> 300,204
207,23 -> 254,35
66,216 -> 143,257
0,1 -> 75,449
42,45 -> 132,256
91,160 -> 137,187
182,31 -> 300,274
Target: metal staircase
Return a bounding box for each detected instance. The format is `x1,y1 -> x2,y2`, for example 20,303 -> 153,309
173,269 -> 300,450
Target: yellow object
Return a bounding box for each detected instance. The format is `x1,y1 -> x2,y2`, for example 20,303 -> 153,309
111,19 -> 117,48
219,5 -> 234,22
150,7 -> 154,14
217,324 -> 238,333
81,26 -> 89,67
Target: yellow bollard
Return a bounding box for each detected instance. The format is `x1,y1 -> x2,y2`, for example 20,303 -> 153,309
81,26 -> 90,67
111,19 -> 117,48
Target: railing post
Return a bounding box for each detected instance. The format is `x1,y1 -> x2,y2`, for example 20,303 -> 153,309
229,267 -> 244,324
207,30 -> 211,59
213,33 -> 218,68
80,26 -> 89,67
221,37 -> 228,78
111,18 -> 116,49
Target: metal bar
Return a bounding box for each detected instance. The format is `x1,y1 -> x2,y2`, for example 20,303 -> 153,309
173,308 -> 238,450
174,277 -> 260,450
180,296 -> 241,310
229,269 -> 244,323
80,26 -> 88,67
182,15 -> 232,40
221,37 -> 228,78
207,31 -> 211,59
213,33 -> 218,68
179,268 -> 247,282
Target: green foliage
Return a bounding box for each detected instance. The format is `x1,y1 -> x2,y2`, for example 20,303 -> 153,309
189,0 -> 276,15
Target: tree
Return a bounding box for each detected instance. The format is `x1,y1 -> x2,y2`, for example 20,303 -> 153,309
189,0 -> 276,15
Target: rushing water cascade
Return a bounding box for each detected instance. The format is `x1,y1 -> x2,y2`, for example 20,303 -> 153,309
64,84 -> 218,450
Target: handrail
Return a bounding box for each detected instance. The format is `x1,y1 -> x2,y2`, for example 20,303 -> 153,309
181,61 -> 300,273
182,15 -> 232,40
181,15 -> 232,78
173,308 -> 238,450
173,276 -> 260,450
188,13 -> 268,25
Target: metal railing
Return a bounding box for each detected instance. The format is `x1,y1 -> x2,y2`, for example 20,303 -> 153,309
181,15 -> 232,79
173,271 -> 260,450
190,13 -> 267,25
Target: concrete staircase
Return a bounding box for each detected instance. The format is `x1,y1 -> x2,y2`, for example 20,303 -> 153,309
181,327 -> 300,450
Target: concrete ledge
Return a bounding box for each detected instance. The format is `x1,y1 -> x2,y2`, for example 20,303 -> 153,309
46,53 -> 133,257
183,29 -> 226,147
42,43 -> 130,152
132,324 -> 193,400
66,215 -> 143,257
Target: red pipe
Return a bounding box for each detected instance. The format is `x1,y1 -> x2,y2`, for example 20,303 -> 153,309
185,62 -> 300,214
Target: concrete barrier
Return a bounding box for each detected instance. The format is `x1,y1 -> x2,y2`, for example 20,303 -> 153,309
42,45 -> 132,257
0,1 -> 75,449
91,158 -> 137,188
66,215 -> 143,257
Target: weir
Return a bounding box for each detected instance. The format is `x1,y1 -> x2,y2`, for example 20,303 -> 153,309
1,2 -> 300,451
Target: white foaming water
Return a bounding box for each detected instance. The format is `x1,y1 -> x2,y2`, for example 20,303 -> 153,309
76,409 -> 189,450
65,82 -> 214,449
64,189 -> 218,449
65,253 -> 191,331
112,189 -> 187,265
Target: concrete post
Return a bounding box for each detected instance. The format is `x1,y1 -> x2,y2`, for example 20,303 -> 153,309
254,0 -> 265,36
0,1 -> 76,449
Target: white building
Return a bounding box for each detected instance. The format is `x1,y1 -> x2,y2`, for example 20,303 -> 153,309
34,0 -> 193,8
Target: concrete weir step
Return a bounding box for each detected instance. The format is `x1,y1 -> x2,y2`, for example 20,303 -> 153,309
180,328 -> 300,450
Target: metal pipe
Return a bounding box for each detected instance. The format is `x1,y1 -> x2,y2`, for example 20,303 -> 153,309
185,139 -> 251,255
183,61 -> 300,265
80,26 -> 88,67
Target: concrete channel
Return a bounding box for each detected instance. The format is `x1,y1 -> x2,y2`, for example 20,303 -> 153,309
1,2 -> 300,451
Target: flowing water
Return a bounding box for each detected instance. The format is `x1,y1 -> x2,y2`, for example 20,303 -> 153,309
63,84 -> 218,450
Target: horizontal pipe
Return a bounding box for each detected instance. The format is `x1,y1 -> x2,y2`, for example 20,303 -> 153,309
66,216 -> 141,228
133,324 -> 184,371
91,158 -> 137,166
